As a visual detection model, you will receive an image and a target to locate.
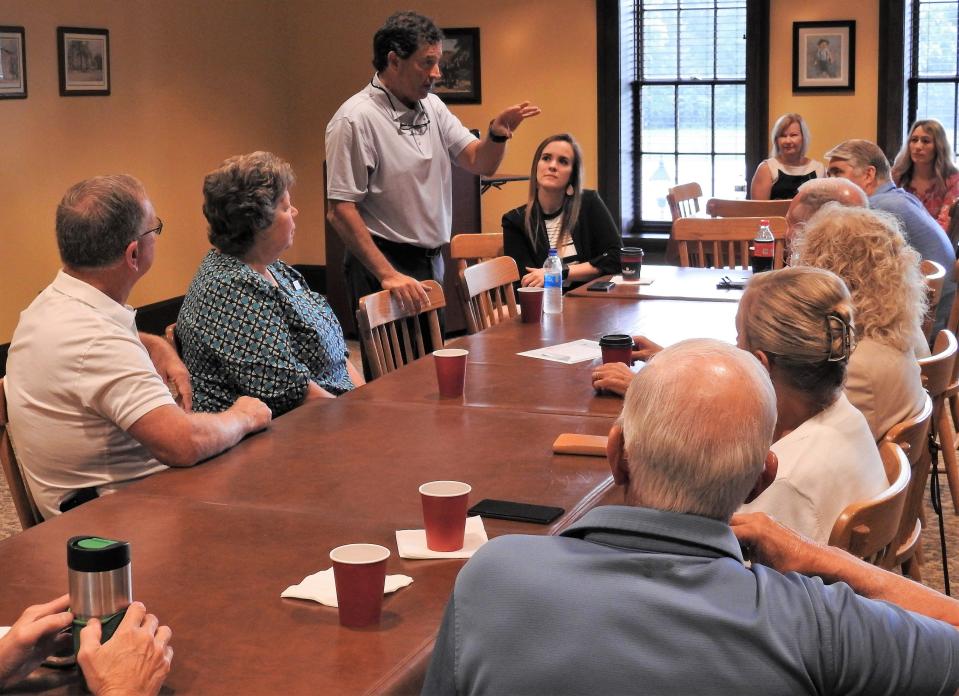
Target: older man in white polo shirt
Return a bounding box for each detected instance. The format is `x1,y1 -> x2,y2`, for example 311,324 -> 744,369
5,174 -> 272,518
325,10 -> 539,329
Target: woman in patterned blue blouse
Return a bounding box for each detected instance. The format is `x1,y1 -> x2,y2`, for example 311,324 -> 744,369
177,151 -> 363,417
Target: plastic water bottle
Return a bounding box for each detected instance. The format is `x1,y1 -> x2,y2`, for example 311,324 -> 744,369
751,218 -> 775,273
543,249 -> 563,314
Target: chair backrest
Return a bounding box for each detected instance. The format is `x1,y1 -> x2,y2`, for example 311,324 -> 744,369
164,322 -> 182,355
458,256 -> 520,334
705,198 -> 791,219
945,259 -> 959,338
921,259 -> 947,342
355,280 -> 446,380
881,394 -> 934,572
0,378 -> 42,529
666,182 -> 702,221
671,216 -> 788,270
919,329 -> 958,400
450,233 -> 504,273
827,441 -> 911,564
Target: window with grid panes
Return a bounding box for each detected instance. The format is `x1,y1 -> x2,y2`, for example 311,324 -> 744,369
626,0 -> 747,227
907,0 -> 959,156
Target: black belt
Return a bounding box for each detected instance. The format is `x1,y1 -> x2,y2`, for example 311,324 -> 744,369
59,486 -> 99,513
373,236 -> 443,259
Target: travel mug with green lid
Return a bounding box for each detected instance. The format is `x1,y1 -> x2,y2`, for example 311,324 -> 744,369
68,536 -> 132,653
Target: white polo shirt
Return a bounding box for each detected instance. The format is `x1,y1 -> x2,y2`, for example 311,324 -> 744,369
5,270 -> 173,518
325,73 -> 476,249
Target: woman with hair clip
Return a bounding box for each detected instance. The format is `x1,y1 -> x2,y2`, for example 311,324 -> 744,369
736,267 -> 887,543
791,204 -> 928,440
892,118 -> 959,233
750,113 -> 824,200
502,133 -> 622,289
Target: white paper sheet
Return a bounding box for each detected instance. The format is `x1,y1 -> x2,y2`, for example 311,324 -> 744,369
518,339 -> 602,364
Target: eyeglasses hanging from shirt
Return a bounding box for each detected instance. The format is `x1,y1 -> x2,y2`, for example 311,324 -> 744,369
370,79 -> 431,136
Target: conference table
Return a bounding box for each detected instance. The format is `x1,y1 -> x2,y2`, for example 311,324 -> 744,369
0,282 -> 740,695
567,265 -> 750,302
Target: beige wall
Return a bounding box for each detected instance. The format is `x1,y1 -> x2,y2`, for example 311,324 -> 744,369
0,0 -> 597,343
768,0 -> 880,160
0,0 -> 293,341
0,0 -> 887,343
286,0 -> 598,257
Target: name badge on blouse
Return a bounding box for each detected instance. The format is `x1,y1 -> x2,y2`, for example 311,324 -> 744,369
293,280 -> 302,291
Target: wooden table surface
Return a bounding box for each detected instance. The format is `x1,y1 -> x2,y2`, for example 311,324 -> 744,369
0,294 -> 737,695
566,265 -> 751,302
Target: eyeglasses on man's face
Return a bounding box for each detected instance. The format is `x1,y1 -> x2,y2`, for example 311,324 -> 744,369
139,217 -> 163,239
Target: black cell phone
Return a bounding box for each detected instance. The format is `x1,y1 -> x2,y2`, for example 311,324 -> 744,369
588,281 -> 616,292
468,499 -> 564,525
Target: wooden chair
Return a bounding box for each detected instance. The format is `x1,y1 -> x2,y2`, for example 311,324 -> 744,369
164,322 -> 181,355
458,256 -> 520,334
881,395 -> 934,579
922,329 -> 959,517
0,378 -> 43,529
828,441 -> 910,564
705,198 -> 791,219
666,182 -> 703,221
450,232 -> 504,274
921,259 -> 947,342
355,279 -> 446,380
672,216 -> 788,270
666,182 -> 704,264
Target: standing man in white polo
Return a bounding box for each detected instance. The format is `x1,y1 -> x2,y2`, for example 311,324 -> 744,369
325,10 -> 539,328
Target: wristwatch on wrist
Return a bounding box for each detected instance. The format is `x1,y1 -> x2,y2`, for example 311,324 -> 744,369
488,120 -> 510,143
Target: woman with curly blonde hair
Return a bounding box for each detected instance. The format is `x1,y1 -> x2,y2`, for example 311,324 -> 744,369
790,204 -> 928,439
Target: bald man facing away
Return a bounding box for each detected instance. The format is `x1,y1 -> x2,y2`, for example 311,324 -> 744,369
424,339 -> 959,695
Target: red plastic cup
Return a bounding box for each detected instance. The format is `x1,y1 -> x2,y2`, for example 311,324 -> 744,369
329,544 -> 390,628
517,287 -> 544,323
433,349 -> 468,398
620,247 -> 644,282
600,334 -> 634,365
419,481 -> 472,551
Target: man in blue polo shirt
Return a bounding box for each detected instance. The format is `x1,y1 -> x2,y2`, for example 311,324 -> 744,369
423,339 -> 959,695
826,138 -> 956,335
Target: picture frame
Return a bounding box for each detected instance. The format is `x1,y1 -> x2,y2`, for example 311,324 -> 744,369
57,26 -> 110,96
434,27 -> 481,104
0,26 -> 26,99
792,21 -> 855,93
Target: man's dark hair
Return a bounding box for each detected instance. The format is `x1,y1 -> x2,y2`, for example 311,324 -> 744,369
56,175 -> 147,268
372,11 -> 443,71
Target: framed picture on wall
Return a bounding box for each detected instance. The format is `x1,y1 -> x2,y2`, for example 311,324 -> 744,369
57,27 -> 110,96
0,26 -> 26,99
434,27 -> 481,104
792,20 -> 855,93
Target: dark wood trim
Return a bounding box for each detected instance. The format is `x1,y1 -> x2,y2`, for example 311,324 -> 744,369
745,0 -> 770,183
291,264 -> 327,294
877,0 -> 907,158
133,296 -> 185,336
596,0 -> 621,231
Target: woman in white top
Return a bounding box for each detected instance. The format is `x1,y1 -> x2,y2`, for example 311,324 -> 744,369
750,113 -> 824,200
791,204 -> 929,440
737,267 -> 888,543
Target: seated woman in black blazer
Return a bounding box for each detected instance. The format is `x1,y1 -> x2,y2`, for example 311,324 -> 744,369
502,133 -> 621,289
